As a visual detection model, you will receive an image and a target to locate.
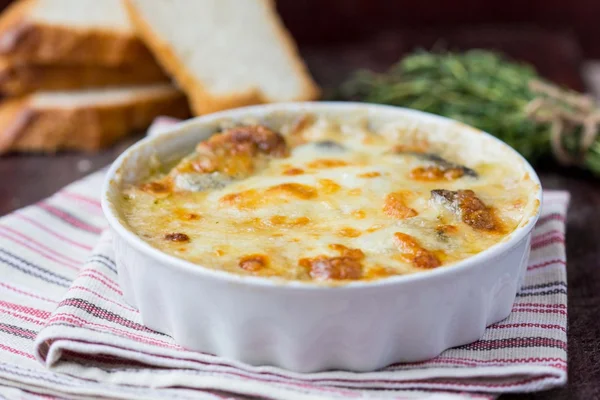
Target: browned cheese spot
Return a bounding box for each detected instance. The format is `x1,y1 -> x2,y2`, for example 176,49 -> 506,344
352,210 -> 366,219
392,141 -> 430,154
199,125 -> 288,157
307,159 -> 348,169
366,224 -> 384,233
267,215 -> 311,227
220,189 -> 261,209
459,191 -> 503,232
174,209 -> 201,221
283,167 -> 304,175
338,227 -> 362,237
328,244 -> 365,259
358,171 -> 381,178
318,179 -> 341,194
409,166 -> 464,181
164,232 -> 190,242
221,183 -> 317,209
364,265 -> 397,280
266,183 -> 318,199
299,244 -> 365,281
141,180 -> 172,194
239,254 -> 269,272
393,232 -> 441,269
383,192 -> 418,219
191,152 -> 253,177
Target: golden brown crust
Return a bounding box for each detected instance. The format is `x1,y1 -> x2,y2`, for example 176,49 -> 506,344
164,232 -> 190,242
393,232 -> 441,269
0,88 -> 191,154
0,96 -> 31,151
172,125 -> 288,181
238,254 -> 269,272
299,244 -> 365,281
383,191 -> 418,219
0,0 -> 158,66
124,0 -> 320,116
409,166 -> 465,181
0,57 -> 169,96
199,125 -> 288,157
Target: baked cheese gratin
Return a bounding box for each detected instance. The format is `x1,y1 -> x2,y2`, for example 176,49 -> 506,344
119,115 -> 538,282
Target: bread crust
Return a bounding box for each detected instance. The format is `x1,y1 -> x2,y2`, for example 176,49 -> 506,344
261,0 -> 321,101
0,87 -> 191,153
0,0 -> 158,66
0,57 -> 169,96
124,0 -> 320,116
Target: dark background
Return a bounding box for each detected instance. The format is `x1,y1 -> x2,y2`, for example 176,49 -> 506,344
277,0 -> 600,56
1,0 -> 600,57
0,1 -> 599,399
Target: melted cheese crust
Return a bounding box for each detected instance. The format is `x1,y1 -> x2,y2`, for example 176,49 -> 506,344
119,116 -> 536,282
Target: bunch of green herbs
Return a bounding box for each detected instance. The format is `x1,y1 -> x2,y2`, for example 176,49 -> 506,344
335,50 -> 600,175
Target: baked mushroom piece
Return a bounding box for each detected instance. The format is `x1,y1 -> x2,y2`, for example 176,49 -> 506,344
171,125 -> 289,192
431,189 -> 503,232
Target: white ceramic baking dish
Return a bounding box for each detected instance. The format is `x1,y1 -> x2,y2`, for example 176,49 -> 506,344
102,102 -> 542,373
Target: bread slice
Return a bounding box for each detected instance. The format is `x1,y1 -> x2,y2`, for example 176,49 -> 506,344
124,0 -> 320,115
0,0 -> 158,66
0,56 -> 170,96
0,84 -> 190,153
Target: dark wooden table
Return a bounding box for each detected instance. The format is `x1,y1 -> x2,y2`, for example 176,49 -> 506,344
1,28 -> 599,399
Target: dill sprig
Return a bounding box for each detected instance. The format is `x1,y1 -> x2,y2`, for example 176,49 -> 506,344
334,49 -> 600,176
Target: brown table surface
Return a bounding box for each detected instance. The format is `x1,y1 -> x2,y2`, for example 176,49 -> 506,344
1,28 -> 598,399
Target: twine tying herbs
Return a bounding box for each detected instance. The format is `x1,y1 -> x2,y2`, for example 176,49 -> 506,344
525,79 -> 600,166
334,49 -> 600,176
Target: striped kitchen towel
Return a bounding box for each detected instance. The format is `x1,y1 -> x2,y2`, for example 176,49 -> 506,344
0,120 -> 568,400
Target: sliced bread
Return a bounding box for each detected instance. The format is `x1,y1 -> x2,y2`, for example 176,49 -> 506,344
0,56 -> 169,96
0,0 -> 158,66
124,0 -> 320,115
0,83 -> 190,153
